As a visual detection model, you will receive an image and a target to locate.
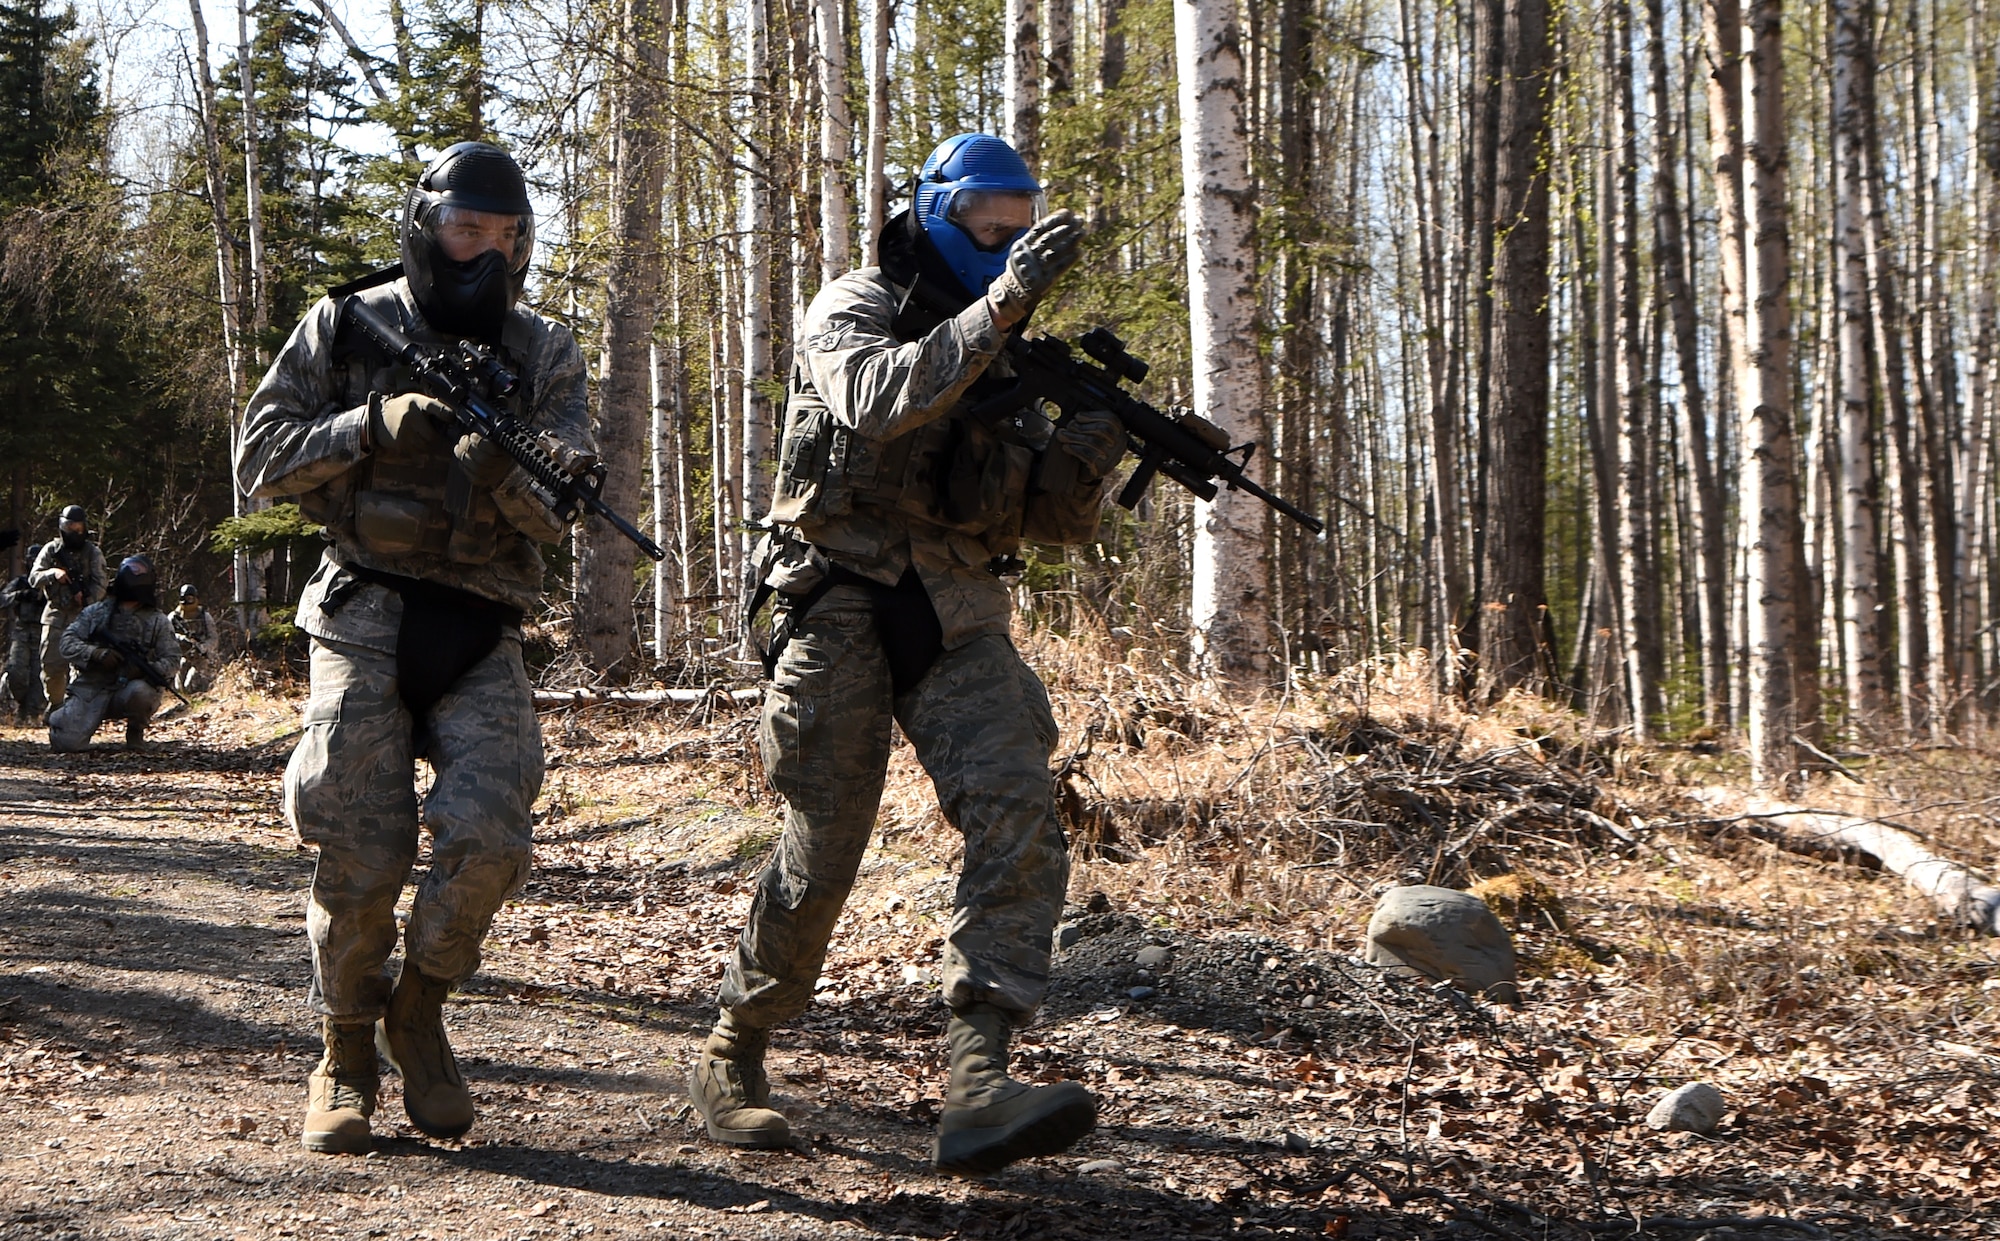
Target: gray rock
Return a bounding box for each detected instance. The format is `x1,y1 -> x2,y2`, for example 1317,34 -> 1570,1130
1364,884 -> 1519,1001
1078,1159 -> 1124,1176
1135,945 -> 1173,971
1055,922 -> 1082,951
1645,1082 -> 1726,1134
1128,985 -> 1156,1000
1281,1132 -> 1311,1154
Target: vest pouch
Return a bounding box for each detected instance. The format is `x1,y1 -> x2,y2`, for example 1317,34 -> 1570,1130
353,491 -> 429,555
770,403 -> 833,524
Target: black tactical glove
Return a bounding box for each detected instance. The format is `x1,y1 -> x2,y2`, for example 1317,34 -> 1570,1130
1054,408 -> 1128,480
90,646 -> 122,671
987,209 -> 1086,325
367,393 -> 452,454
454,431 -> 515,489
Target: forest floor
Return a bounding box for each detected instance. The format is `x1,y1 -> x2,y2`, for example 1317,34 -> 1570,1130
1,636 -> 1997,1241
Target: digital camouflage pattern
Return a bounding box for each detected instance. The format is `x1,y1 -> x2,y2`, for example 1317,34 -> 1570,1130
286,634 -> 543,1020
236,277 -> 594,616
3,573 -> 44,718
172,605 -> 218,693
237,274 -> 575,1026
768,268 -> 1107,647
30,539 -> 106,709
721,585 -> 1071,1025
49,599 -> 179,752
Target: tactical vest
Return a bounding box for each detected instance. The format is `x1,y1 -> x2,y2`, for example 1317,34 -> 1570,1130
302,288 -> 526,567
769,325 -> 1035,558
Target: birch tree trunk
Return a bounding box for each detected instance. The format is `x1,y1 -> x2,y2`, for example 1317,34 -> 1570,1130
1176,0 -> 1275,681
1474,0 -> 1556,700
813,0 -> 852,283
1609,0 -> 1663,731
1645,0 -> 1726,726
740,0 -> 775,607
861,0 -> 890,265
1006,0 -> 1041,161
1741,0 -> 1809,784
1045,0 -> 1074,105
581,0 -> 667,679
234,0 -> 268,625
1830,0 -> 1886,728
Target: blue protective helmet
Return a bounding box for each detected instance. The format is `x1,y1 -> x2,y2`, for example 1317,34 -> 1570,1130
914,134 -> 1044,297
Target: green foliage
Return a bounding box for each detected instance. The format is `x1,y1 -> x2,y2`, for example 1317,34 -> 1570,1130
208,504 -> 324,557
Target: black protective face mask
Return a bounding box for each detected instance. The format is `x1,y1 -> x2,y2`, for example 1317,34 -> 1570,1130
418,248 -> 513,343
61,529 -> 84,549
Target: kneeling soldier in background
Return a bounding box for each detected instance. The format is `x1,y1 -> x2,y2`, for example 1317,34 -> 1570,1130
50,555 -> 179,752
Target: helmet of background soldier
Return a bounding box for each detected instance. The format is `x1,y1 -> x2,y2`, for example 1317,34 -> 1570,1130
179,584 -> 200,603
913,134 -> 1045,300
57,505 -> 86,549
399,142 -> 536,343
112,555 -> 158,608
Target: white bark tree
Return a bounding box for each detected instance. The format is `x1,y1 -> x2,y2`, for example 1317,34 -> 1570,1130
813,0 -> 852,283
1831,0 -> 1886,728
1175,0 -> 1274,681
1741,0 -> 1809,784
861,0 -> 890,265
741,0 -> 775,589
1006,0 -> 1040,160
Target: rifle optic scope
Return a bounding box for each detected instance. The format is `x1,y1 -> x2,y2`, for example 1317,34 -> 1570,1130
1079,328 -> 1149,384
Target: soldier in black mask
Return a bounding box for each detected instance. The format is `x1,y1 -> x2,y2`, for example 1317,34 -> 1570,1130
238,142 -> 595,1156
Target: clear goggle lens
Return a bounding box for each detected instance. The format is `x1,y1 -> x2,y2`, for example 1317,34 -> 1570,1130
947,189 -> 1046,252
423,204 -> 536,273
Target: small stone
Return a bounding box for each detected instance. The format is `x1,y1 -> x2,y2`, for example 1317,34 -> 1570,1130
1128,985 -> 1156,1000
1132,968 -> 1155,985
1645,1083 -> 1726,1135
1055,922 -> 1083,951
1300,994 -> 1319,1009
676,1143 -> 699,1154
1078,1159 -> 1124,1176
1086,891 -> 1114,914
1135,945 -> 1173,971
1282,1132 -> 1311,1154
902,964 -> 935,986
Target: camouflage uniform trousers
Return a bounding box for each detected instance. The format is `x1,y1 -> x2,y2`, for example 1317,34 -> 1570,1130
721,584 -> 1071,1027
6,623 -> 45,718
41,607 -> 79,710
284,633 -> 544,1021
49,677 -> 163,752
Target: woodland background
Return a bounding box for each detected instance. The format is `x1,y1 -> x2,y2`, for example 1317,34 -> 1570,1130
2,0 -> 1995,778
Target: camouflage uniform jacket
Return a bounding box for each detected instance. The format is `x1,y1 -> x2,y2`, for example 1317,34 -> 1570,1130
768,268 -> 1108,648
29,541 -> 107,615
59,600 -> 179,689
172,606 -> 217,656
235,277 -> 595,644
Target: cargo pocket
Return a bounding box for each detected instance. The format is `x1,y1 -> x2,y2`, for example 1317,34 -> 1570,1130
352,491 -> 428,555
283,689 -> 347,845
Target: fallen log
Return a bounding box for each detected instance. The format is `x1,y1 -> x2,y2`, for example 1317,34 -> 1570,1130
533,687 -> 761,709
1694,789 -> 2000,934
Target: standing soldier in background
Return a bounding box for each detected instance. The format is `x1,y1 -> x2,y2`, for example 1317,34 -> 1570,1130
30,506 -> 106,712
237,142 -> 595,1156
2,544 -> 48,723
50,555 -> 179,752
688,133 -> 1122,1175
171,584 -> 219,694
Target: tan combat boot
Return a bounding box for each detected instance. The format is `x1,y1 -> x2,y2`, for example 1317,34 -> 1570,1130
688,1012 -> 792,1149
932,1003 -> 1096,1176
376,968 -> 475,1139
303,1019 -> 378,1154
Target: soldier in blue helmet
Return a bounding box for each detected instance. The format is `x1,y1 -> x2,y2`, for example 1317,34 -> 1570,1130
687,134 -> 1128,1175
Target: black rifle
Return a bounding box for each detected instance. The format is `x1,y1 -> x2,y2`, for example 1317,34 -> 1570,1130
92,623 -> 190,708
342,297 -> 666,561
963,327 -> 1325,535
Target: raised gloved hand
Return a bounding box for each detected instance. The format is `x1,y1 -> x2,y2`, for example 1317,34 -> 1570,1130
368,393 -> 452,454
454,431 -> 515,489
987,209 -> 1086,326
1053,408 -> 1128,480
90,645 -> 122,671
